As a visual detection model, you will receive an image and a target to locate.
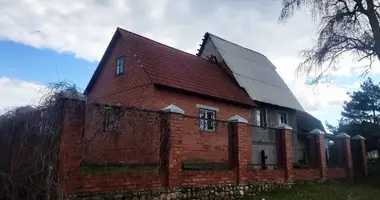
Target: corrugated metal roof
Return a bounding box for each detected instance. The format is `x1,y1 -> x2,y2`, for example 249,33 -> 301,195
207,33 -> 305,111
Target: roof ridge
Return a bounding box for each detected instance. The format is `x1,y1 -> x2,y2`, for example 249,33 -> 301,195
207,32 -> 270,60
117,27 -> 214,65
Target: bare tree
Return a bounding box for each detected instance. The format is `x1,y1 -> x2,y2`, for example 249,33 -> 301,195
280,0 -> 380,83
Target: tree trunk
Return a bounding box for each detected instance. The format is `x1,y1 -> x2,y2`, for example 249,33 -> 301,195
366,0 -> 380,60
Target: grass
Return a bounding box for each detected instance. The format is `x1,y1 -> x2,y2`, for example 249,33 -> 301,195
240,176 -> 380,200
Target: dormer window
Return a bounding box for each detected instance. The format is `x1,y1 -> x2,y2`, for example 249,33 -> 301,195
116,56 -> 125,76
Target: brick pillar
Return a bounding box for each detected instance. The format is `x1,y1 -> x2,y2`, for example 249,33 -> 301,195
228,115 -> 249,184
310,129 -> 326,179
336,133 -> 353,179
275,123 -> 293,182
353,135 -> 368,176
58,98 -> 85,195
162,104 -> 184,187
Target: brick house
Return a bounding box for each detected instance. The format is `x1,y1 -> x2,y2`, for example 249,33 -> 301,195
83,27 -> 256,165
83,27 -> 326,169
55,27 -> 368,196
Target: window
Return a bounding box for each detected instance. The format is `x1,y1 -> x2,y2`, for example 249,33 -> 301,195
199,109 -> 216,131
104,109 -> 117,131
278,112 -> 287,124
255,108 -> 267,127
116,56 -> 125,76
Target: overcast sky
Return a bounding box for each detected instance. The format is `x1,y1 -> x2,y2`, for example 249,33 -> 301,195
1,0 -> 378,129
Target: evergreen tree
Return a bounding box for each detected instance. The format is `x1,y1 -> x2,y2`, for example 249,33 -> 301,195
342,78 -> 380,124
327,78 -> 380,150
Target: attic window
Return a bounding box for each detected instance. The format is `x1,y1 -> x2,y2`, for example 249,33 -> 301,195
116,56 -> 125,76
207,55 -> 218,64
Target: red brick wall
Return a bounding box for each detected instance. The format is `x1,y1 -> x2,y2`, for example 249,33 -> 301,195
82,107 -> 163,165
167,113 -> 184,187
152,87 -> 251,120
326,168 -> 346,179
247,170 -> 286,182
283,130 -> 294,181
180,116 -> 230,162
315,134 -> 326,178
180,171 -> 236,186
88,36 -> 152,102
342,138 -> 354,178
79,173 -> 165,192
59,100 -> 86,195
153,87 -> 251,163
91,84 -> 156,108
59,101 -> 355,195
293,169 -> 320,181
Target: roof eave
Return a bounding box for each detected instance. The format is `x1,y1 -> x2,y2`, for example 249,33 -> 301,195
154,83 -> 256,108
196,32 -> 210,56
84,28 -> 121,95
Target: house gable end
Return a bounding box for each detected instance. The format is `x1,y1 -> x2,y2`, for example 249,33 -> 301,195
84,28 -> 153,100
198,32 -> 304,112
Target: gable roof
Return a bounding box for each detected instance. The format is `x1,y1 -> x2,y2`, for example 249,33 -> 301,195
296,111 -> 325,133
85,28 -> 255,107
198,33 -> 304,111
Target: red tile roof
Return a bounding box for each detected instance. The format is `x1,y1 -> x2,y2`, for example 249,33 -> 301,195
86,27 -> 255,107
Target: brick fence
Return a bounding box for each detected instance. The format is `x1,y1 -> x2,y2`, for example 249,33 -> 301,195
58,101 -> 368,196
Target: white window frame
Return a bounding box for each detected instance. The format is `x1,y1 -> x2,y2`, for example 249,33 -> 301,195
199,108 -> 216,132
278,112 -> 287,125
255,108 -> 267,127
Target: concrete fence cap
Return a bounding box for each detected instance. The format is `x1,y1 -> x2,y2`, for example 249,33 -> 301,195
309,128 -> 325,135
275,123 -> 292,130
228,115 -> 248,123
352,135 -> 365,140
336,132 -> 351,138
161,104 -> 185,114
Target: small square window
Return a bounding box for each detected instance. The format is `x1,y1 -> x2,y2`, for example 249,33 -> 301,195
104,109 -> 117,131
278,112 -> 287,124
199,109 -> 216,132
116,56 -> 125,76
255,108 -> 267,127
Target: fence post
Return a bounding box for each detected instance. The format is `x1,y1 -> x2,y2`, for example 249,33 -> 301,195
352,135 -> 368,176
228,115 -> 248,184
275,123 -> 293,182
336,132 -> 353,179
58,98 -> 85,195
162,104 -> 185,187
310,129 -> 326,179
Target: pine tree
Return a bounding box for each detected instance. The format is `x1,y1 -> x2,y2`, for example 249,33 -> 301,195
342,78 -> 380,124
327,78 -> 380,150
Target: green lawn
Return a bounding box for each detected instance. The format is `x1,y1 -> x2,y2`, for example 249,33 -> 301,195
240,177 -> 380,200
